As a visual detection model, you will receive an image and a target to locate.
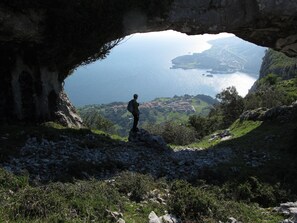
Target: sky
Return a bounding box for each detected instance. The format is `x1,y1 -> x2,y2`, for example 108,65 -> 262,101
65,31 -> 261,106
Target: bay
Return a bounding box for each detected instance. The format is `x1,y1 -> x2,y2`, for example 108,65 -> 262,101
65,31 -> 259,106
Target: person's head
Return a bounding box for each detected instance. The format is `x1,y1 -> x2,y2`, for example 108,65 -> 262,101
133,94 -> 138,100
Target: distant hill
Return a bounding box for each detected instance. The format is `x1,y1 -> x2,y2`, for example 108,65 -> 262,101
171,36 -> 266,77
78,94 -> 218,136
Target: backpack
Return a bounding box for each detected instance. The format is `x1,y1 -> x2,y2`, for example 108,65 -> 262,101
127,100 -> 134,113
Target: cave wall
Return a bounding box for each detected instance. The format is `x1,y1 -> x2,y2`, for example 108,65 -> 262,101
0,0 -> 297,125
0,44 -> 82,127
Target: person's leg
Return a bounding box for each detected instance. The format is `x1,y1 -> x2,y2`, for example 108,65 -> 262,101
133,114 -> 139,131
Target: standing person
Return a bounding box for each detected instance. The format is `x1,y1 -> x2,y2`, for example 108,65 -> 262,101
132,94 -> 139,132
127,94 -> 140,132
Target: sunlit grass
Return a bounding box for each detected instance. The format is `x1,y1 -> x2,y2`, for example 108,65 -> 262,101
229,120 -> 262,138
175,120 -> 262,149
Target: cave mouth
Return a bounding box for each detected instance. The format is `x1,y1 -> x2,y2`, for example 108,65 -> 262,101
65,31 -> 266,107
1,0 -> 297,126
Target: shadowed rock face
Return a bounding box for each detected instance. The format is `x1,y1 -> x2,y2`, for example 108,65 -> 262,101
0,0 -> 297,125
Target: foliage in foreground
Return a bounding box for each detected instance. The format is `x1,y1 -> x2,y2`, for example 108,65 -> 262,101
0,169 -> 284,223
168,180 -> 283,223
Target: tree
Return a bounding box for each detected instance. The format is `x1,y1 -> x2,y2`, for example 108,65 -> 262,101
215,86 -> 244,128
80,110 -> 114,132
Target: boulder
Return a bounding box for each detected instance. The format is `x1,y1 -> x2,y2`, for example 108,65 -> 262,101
149,211 -> 161,223
128,129 -> 168,149
117,218 -> 125,223
275,202 -> 297,223
148,211 -> 179,223
160,214 -> 179,223
226,217 -> 242,223
240,101 -> 297,122
239,107 -> 268,121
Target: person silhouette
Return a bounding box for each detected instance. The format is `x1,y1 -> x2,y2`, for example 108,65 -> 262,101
131,94 -> 139,132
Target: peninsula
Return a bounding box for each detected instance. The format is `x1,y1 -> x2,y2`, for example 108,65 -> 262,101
171,36 -> 266,77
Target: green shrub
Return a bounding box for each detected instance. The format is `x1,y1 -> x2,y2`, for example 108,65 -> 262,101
260,73 -> 280,86
3,180 -> 121,222
9,187 -> 65,220
165,122 -> 196,145
145,122 -> 197,145
227,177 -> 285,207
162,122 -> 197,145
80,110 -> 114,132
168,180 -> 218,221
115,172 -> 155,202
244,84 -> 289,110
189,115 -> 223,139
0,168 -> 29,191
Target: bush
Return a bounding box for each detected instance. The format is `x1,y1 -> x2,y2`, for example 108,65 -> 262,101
162,122 -> 197,145
3,179 -> 121,222
145,122 -> 197,145
168,180 -> 218,221
226,177 -> 286,207
115,172 -> 155,202
244,84 -> 289,110
260,73 -> 280,86
0,168 -> 29,191
142,122 -> 164,136
80,110 -> 114,132
189,115 -> 223,139
9,187 -> 65,220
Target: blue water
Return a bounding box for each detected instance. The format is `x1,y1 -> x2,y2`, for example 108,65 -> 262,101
65,31 -> 259,106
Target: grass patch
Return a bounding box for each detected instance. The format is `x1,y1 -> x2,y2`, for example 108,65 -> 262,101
168,180 -> 283,223
0,169 -> 285,223
229,120 -> 262,138
185,118 -> 285,149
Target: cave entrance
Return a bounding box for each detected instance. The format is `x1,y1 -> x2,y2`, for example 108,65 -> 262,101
64,31 -> 266,107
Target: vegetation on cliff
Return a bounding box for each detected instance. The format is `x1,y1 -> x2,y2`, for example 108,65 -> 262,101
246,49 -> 297,110
259,49 -> 297,80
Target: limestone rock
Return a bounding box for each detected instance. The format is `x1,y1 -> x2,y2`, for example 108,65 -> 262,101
128,129 -> 168,149
160,214 -> 179,223
275,202 -> 297,223
240,101 -> 297,122
148,211 -> 179,223
56,91 -> 84,128
117,218 -> 125,223
149,211 -> 161,223
226,217 -> 242,223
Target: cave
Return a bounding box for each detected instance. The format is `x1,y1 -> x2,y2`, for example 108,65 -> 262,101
0,0 -> 297,126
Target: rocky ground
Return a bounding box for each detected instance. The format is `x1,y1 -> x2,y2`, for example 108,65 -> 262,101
1,129 -> 235,183
275,202 -> 297,223
1,125 -> 278,184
